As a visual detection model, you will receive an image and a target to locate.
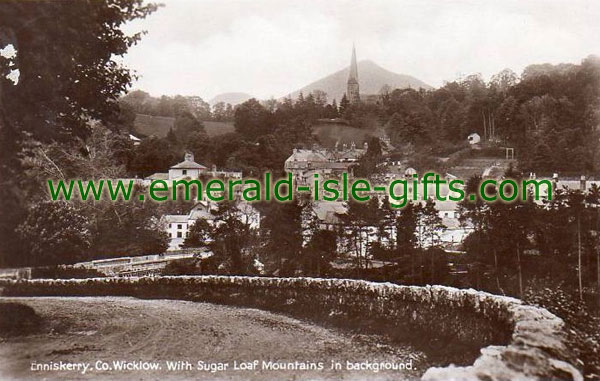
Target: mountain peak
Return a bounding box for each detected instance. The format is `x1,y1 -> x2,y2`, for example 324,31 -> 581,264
287,60 -> 431,102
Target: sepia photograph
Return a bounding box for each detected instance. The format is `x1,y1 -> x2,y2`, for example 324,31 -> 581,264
0,0 -> 599,380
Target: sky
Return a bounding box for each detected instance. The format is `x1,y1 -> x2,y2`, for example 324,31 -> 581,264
121,0 -> 600,100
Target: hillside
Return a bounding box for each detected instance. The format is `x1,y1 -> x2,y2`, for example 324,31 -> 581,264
133,114 -> 234,138
209,92 -> 253,106
288,60 -> 432,102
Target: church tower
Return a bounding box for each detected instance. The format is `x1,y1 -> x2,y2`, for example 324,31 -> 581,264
346,44 -> 360,104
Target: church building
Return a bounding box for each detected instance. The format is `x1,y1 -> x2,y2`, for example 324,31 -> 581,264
346,44 -> 360,104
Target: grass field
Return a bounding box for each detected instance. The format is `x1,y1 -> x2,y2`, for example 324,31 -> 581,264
133,114 -> 235,138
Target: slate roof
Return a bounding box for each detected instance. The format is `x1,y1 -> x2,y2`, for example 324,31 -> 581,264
170,160 -> 207,170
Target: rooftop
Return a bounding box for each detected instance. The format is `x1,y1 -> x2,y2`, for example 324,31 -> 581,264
170,160 -> 207,170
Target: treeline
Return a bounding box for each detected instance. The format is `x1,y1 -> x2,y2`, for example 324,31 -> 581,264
124,55 -> 600,180
369,57 -> 600,175
122,92 -> 345,178
119,90 -> 228,121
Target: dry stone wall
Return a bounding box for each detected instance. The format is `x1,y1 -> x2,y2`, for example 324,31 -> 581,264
0,276 -> 582,380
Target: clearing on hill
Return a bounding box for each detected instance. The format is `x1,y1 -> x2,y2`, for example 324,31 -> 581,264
133,114 -> 235,138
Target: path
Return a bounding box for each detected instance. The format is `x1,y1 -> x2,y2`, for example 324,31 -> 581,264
0,297 -> 428,380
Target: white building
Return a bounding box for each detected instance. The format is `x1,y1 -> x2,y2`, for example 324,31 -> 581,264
129,134 -> 142,146
145,152 -> 242,184
163,201 -> 261,250
468,132 -> 481,145
168,152 -> 207,180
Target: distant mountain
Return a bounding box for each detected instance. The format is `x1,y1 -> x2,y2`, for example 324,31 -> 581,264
209,92 -> 253,106
287,60 -> 432,102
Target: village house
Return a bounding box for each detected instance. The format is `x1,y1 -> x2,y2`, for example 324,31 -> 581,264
468,132 -> 481,145
168,152 -> 207,180
163,200 -> 260,250
145,152 -> 242,183
284,142 -> 367,185
526,173 -> 600,204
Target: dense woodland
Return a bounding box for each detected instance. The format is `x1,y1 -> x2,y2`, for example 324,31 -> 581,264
0,1 -> 599,376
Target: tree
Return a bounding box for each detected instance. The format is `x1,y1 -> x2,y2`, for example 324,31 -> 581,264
188,201 -> 259,275
303,229 -> 337,276
16,200 -> 91,266
490,68 -> 518,93
129,136 -> 178,177
395,201 -> 420,279
458,175 -> 491,288
565,190 -> 587,300
173,111 -> 206,142
87,197 -> 169,258
0,0 -> 158,266
354,136 -> 383,177
234,98 -> 274,139
212,102 -> 227,121
183,219 -> 212,248
339,94 -> 350,115
21,125 -> 169,263
420,198 -> 446,282
261,200 -> 305,275
1,0 -> 158,141
339,198 -> 385,270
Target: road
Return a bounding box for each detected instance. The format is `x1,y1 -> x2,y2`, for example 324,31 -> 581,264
0,297 -> 429,380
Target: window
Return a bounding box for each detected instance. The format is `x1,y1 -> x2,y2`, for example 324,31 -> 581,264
177,224 -> 182,229
177,232 -> 182,238
182,170 -> 187,175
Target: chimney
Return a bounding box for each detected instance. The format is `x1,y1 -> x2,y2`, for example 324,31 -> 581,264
184,152 -> 194,162
293,148 -> 298,154
212,164 -> 217,172
580,175 -> 587,192
364,141 -> 368,150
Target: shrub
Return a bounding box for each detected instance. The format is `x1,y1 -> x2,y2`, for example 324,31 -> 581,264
31,265 -> 105,279
0,302 -> 41,337
524,280 -> 600,380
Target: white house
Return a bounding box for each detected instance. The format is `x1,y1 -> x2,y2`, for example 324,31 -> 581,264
163,201 -> 261,250
468,132 -> 481,145
168,152 -> 207,180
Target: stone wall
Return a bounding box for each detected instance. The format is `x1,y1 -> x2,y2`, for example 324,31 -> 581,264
0,276 -> 582,380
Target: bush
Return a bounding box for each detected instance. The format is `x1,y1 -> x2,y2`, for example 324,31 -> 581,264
0,302 -> 41,337
31,266 -> 105,279
162,258 -> 203,275
524,281 -> 600,380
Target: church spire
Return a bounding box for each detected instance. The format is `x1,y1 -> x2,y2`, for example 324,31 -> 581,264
349,43 -> 358,82
347,43 -> 360,104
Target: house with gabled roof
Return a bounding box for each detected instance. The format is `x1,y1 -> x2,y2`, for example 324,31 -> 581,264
168,152 -> 207,180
